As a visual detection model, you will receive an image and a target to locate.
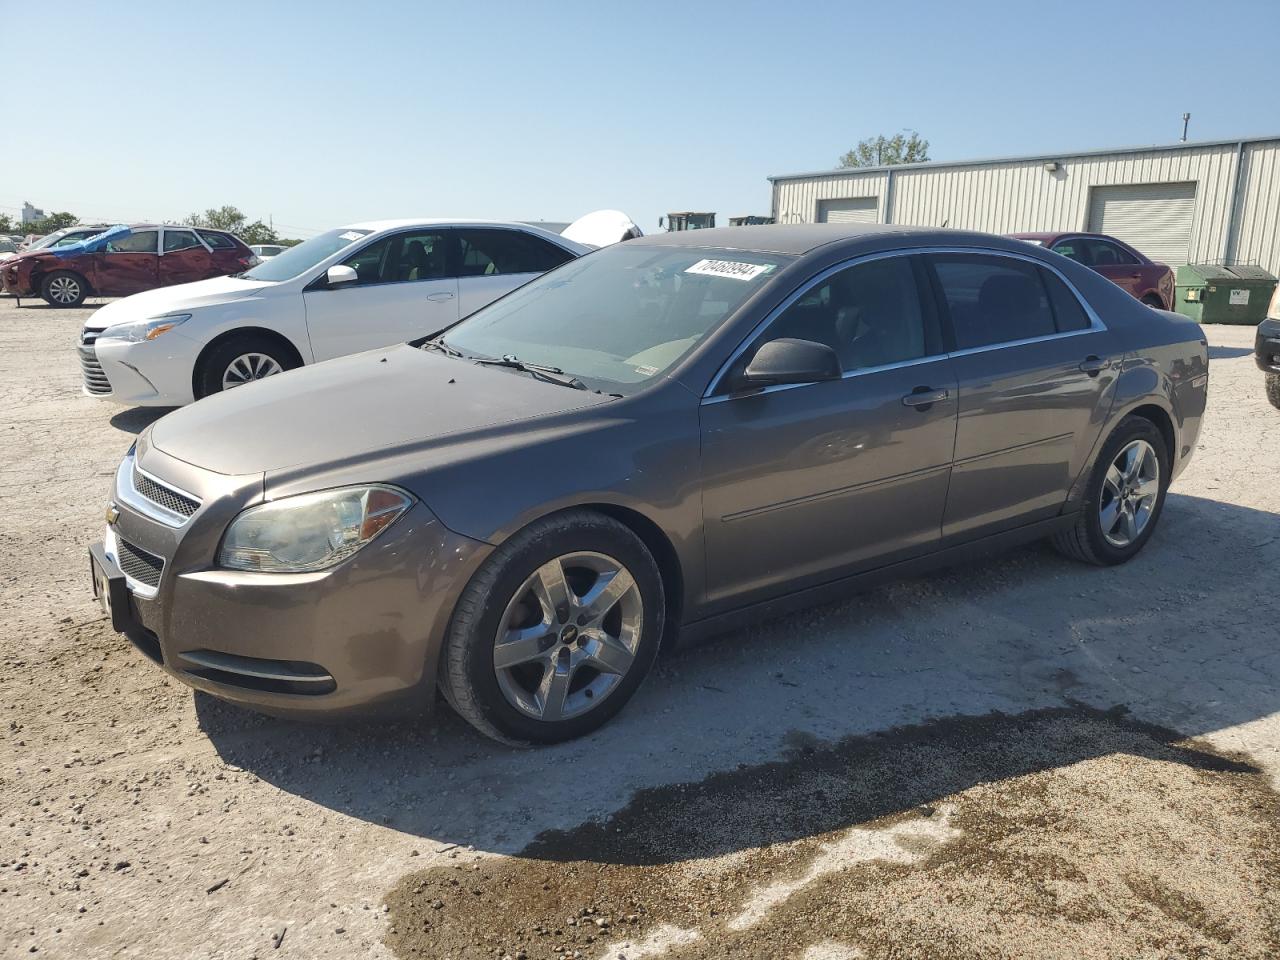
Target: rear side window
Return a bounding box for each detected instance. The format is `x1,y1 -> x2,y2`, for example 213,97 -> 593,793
931,254 -> 1055,349
1082,238 -> 1138,266
106,230 -> 159,254
454,229 -> 574,277
163,229 -> 201,253
1040,269 -> 1091,332
197,230 -> 236,250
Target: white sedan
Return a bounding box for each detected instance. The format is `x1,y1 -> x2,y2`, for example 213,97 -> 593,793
79,215 -> 635,406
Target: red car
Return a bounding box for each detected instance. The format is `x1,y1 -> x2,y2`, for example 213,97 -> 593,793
2,224 -> 256,307
1010,232 -> 1174,310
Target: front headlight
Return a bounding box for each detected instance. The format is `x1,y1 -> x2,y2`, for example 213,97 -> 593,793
101,314 -> 191,343
218,485 -> 414,572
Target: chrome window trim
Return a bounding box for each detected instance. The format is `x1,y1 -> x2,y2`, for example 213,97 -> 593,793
103,526 -> 159,599
115,450 -> 202,528
702,245 -> 1107,401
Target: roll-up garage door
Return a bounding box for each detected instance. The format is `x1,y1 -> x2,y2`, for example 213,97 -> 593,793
817,197 -> 878,224
1086,182 -> 1196,265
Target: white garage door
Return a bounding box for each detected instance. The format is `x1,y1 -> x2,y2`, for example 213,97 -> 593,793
818,197 -> 878,224
1087,182 -> 1197,265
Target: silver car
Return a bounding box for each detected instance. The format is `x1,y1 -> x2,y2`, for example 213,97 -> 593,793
90,224 -> 1209,744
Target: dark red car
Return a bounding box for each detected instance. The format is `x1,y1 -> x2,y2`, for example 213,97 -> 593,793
2,224 -> 256,307
1009,232 -> 1174,311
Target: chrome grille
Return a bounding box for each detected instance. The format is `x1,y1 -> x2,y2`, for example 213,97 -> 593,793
79,345 -> 111,394
132,463 -> 199,518
116,538 -> 164,588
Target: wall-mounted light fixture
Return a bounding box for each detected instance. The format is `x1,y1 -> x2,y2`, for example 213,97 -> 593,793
1043,161 -> 1061,173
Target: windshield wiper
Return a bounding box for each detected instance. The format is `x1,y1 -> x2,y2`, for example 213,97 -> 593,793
473,354 -> 587,390
421,337 -> 465,358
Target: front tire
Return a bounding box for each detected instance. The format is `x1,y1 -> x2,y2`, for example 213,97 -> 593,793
440,510 -> 665,745
41,270 -> 88,307
195,334 -> 298,399
1266,374 -> 1280,411
1052,415 -> 1170,566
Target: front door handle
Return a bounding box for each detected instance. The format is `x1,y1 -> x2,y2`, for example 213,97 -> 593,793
901,387 -> 949,408
425,292 -> 455,302
1079,355 -> 1108,376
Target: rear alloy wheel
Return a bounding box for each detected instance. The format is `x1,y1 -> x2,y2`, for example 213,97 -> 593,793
41,271 -> 87,307
440,510 -> 664,744
196,335 -> 299,399
1052,415 -> 1169,566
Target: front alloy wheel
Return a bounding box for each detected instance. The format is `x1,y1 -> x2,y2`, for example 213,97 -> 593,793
493,552 -> 643,722
440,510 -> 664,744
222,352 -> 284,390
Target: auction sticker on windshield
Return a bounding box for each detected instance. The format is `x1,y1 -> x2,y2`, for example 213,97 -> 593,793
685,259 -> 774,281
339,231 -> 365,242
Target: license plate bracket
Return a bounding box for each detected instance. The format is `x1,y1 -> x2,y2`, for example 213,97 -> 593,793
89,542 -> 134,634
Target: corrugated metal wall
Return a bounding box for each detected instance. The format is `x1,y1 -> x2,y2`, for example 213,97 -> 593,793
771,138 -> 1280,274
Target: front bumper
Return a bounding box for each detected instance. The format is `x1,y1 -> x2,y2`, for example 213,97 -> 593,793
95,441 -> 493,717
1256,319 -> 1280,374
79,330 -> 201,406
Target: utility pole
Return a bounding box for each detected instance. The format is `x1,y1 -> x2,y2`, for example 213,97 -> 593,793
1181,113 -> 1191,143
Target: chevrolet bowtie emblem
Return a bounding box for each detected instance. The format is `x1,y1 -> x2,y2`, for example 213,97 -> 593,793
105,504 -> 120,524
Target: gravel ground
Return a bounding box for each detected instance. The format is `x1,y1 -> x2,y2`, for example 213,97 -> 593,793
1,295 -> 1278,959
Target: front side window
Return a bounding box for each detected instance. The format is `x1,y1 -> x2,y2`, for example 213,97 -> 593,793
334,231 -> 450,285
163,229 -> 201,253
1082,238 -> 1138,266
931,254 -> 1056,349
763,256 -> 935,373
455,229 -> 574,277
1050,239 -> 1086,263
442,244 -> 791,390
106,230 -> 159,254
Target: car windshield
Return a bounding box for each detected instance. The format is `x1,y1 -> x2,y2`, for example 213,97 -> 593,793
0,239 -> 15,253
240,228 -> 372,282
28,230 -> 79,250
441,244 -> 792,390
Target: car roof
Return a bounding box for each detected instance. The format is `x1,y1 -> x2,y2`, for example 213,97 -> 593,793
629,223 -> 1028,256
344,217 -> 565,233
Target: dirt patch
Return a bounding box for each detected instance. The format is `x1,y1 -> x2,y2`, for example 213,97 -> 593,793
385,706 -> 1280,960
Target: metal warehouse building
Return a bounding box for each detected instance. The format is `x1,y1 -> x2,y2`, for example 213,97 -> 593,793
769,134 -> 1280,275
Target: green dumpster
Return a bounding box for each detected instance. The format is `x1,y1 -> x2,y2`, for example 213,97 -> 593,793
1174,263 -> 1278,325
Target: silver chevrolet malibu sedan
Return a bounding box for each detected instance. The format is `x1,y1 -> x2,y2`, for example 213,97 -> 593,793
90,224 -> 1209,744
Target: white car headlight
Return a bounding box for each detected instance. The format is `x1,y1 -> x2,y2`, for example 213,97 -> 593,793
102,314 -> 191,343
218,485 -> 413,572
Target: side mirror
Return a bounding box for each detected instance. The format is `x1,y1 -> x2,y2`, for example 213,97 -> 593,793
326,264 -> 358,287
738,338 -> 841,389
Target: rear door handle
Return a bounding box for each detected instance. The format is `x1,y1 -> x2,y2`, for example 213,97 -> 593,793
901,387 -> 949,408
425,292 -> 455,302
1079,355 -> 1108,376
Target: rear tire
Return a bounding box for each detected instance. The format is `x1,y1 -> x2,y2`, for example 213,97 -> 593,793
195,334 -> 299,399
40,270 -> 88,307
439,510 -> 664,745
1052,415 -> 1170,566
1266,373 -> 1280,411
1140,294 -> 1164,310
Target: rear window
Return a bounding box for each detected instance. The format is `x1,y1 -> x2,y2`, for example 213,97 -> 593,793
198,230 -> 236,250
1041,269 -> 1092,332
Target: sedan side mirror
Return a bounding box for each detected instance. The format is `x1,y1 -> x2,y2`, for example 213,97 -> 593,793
738,338 -> 841,389
326,264 -> 358,287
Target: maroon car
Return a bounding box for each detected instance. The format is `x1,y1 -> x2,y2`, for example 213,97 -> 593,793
1010,232 -> 1174,311
2,225 -> 256,307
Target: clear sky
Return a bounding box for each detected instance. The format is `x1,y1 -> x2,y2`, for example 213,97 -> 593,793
3,0 -> 1278,237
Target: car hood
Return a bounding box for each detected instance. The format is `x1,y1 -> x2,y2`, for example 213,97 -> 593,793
87,275 -> 280,327
147,344 -> 615,476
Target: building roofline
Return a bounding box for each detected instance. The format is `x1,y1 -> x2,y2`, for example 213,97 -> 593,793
767,133 -> 1280,182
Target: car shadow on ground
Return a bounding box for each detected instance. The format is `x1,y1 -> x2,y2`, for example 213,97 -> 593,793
194,492 -> 1280,859
1209,345 -> 1253,359
109,407 -> 171,434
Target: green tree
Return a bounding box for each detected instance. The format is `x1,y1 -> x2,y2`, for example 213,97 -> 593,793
839,130 -> 930,168
0,213 -> 13,233
185,205 -> 279,244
